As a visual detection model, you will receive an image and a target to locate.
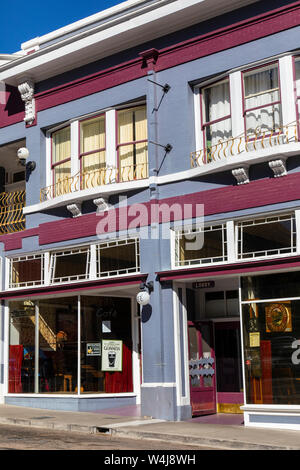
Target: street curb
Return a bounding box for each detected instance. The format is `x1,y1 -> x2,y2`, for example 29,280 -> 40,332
107,427 -> 300,451
0,416 -> 299,450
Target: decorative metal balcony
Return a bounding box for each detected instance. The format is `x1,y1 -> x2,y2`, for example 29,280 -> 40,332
191,121 -> 299,168
0,191 -> 26,235
40,162 -> 149,202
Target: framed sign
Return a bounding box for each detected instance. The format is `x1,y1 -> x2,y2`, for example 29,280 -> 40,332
101,340 -> 123,372
265,302 -> 292,333
86,343 -> 101,356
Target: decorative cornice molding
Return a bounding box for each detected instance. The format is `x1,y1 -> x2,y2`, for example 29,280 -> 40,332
18,79 -> 35,126
232,167 -> 249,185
93,197 -> 110,213
67,203 -> 82,217
269,158 -> 287,178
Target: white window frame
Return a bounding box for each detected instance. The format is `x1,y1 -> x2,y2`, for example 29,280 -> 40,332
49,246 -> 91,284
8,254 -> 44,289
46,101 -> 147,196
174,223 -> 228,268
96,237 -> 140,278
236,213 -> 296,261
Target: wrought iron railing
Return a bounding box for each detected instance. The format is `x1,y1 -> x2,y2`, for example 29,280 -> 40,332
191,121 -> 299,168
0,190 -> 26,235
40,162 -> 149,202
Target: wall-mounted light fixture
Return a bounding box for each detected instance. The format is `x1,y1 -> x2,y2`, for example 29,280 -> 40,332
17,147 -> 36,181
136,281 -> 154,306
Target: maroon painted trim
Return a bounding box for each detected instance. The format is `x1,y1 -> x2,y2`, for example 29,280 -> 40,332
0,273 -> 147,300
27,2 -> 300,117
156,255 -> 300,282
2,170 -> 300,251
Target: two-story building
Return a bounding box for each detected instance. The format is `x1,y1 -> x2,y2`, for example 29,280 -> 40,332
1,0 -> 300,430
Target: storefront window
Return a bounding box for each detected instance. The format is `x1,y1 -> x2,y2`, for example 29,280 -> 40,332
8,295 -> 134,395
38,297 -> 78,393
241,273 -> 300,405
9,301 -> 36,393
80,296 -> 133,393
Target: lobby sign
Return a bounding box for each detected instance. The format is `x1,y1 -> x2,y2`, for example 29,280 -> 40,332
101,340 -> 123,372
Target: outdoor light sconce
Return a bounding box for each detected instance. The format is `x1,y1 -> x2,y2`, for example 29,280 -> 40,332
136,281 -> 154,306
17,147 -> 36,181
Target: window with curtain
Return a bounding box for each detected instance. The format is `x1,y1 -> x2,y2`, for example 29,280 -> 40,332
117,106 -> 148,182
201,79 -> 232,159
294,58 -> 300,128
80,115 -> 106,189
243,63 -> 282,137
51,126 -> 71,197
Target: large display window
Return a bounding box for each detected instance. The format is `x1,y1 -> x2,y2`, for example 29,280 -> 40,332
241,272 -> 300,405
8,295 -> 134,395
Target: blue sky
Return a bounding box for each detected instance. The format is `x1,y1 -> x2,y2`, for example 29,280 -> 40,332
1,0 -> 123,53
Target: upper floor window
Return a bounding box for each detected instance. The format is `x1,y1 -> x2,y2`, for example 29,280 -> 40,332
80,114 -> 106,189
117,106 -> 148,182
9,254 -> 44,289
43,104 -> 148,202
243,63 -> 282,136
294,58 -> 300,124
51,126 -> 71,191
201,80 -> 231,155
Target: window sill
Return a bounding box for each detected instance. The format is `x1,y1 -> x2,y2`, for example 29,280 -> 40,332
24,178 -> 150,215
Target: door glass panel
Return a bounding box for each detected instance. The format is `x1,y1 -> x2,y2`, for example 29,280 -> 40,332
201,324 -> 213,387
189,326 -> 200,388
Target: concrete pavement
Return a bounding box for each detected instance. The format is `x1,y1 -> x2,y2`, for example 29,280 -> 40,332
0,404 -> 299,450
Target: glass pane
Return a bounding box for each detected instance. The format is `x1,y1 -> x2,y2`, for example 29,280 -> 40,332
81,116 -> 105,154
205,117 -> 232,151
201,324 -> 213,388
98,241 -> 138,276
239,219 -> 295,259
10,257 -> 42,288
295,60 -> 300,96
54,160 -> 71,190
9,301 -> 36,393
38,297 -> 78,393
203,81 -> 230,123
244,65 -> 279,102
80,296 -> 133,394
118,106 -> 147,144
52,127 -> 71,164
177,228 -> 226,265
52,250 -> 89,283
189,326 -> 200,388
245,104 -> 282,135
241,272 -> 300,301
242,300 -> 300,405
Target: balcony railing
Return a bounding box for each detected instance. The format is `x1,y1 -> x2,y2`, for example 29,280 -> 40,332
191,121 -> 299,168
0,190 -> 26,235
40,162 -> 149,202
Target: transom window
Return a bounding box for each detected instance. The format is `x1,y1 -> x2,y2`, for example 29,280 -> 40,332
50,247 -> 91,283
97,238 -> 140,277
9,254 -> 44,289
236,214 -> 296,260
243,63 -> 282,137
175,224 -> 227,267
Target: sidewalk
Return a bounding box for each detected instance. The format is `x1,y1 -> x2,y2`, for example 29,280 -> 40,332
0,404 -> 299,450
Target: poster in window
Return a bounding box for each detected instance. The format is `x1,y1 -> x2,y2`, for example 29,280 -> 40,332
86,343 -> 101,356
265,302 -> 292,333
101,340 -> 123,372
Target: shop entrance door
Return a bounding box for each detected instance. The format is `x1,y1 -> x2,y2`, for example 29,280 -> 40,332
188,321 -> 216,416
